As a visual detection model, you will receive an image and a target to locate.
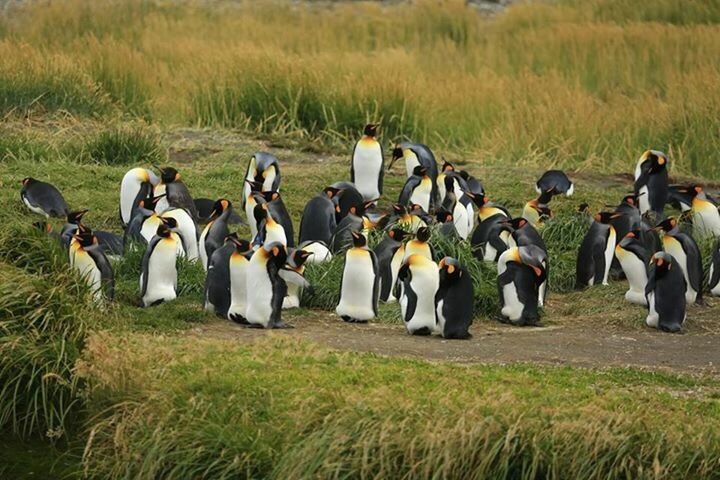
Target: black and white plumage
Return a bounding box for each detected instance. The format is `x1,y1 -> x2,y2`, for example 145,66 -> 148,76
575,212 -> 619,288
615,231 -> 651,305
497,245 -> 547,326
199,199 -> 233,270
708,239 -> 720,297
155,166 -> 199,220
204,234 -> 244,318
634,150 -> 669,217
120,167 -> 158,227
140,224 -> 179,307
20,177 -> 69,218
436,257 -> 473,339
535,170 -> 574,197
645,252 -> 686,333
396,253 -> 439,335
656,218 -> 704,305
299,187 -> 341,245
350,124 -> 384,202
373,227 -> 409,303
389,142 -> 439,207
336,231 -> 379,323
398,166 -> 433,212
244,242 -> 291,329
69,231 -> 114,303
242,152 -> 281,209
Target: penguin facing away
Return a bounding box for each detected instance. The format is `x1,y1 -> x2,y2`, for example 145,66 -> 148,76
655,217 -> 704,305
615,231 -> 650,305
708,239 -> 720,297
645,252 -> 686,333
70,231 -> 114,303
535,170 -> 574,197
204,234 -> 249,318
120,167 -> 158,226
633,149 -> 669,216
396,253 -> 439,335
226,237 -> 254,324
336,231 -> 379,323
20,177 -> 69,218
497,245 -> 547,326
436,257 -> 473,339
374,227 -> 410,303
245,241 -> 291,329
140,224 -> 179,307
299,186 -> 342,245
351,124 -> 384,202
575,212 -> 620,288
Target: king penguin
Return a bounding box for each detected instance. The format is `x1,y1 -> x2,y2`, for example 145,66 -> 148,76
687,185 -> 720,237
20,177 -> 69,218
161,207 -> 200,262
634,150 -> 669,217
70,231 -> 114,303
374,227 -> 409,303
441,176 -> 471,240
645,252 -> 686,333
226,236 -> 254,324
388,142 -> 439,206
655,217 -> 704,305
155,166 -> 199,220
336,231 -> 379,323
708,239 -> 720,296
244,241 -> 291,329
615,231 -> 650,305
199,199 -> 233,270
123,193 -> 166,248
398,166 -> 433,212
140,224 -> 179,307
535,170 -> 574,197
575,212 -> 620,288
242,152 -> 281,210
281,249 -> 313,309
396,253 -> 440,335
403,226 -> 433,261
299,186 -> 342,245
435,257 -> 473,339
497,245 -> 547,326
351,124 -> 384,202
257,191 -> 295,247
204,234 -> 249,318
120,167 -> 158,227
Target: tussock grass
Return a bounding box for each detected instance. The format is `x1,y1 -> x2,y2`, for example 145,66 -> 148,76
541,213 -> 592,293
79,125 -> 165,166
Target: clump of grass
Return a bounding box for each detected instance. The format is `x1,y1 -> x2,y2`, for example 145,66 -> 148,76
541,213 -> 591,293
80,125 -> 165,166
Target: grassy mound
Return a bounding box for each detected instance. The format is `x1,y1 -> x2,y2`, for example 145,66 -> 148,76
80,125 -> 165,166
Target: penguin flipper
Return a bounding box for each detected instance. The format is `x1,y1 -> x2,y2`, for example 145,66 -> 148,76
398,178 -> 418,206
591,243 -> 606,285
140,237 -> 162,297
371,250 -> 379,316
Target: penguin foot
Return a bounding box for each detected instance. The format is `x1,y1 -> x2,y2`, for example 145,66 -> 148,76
695,297 -> 710,307
410,327 -> 432,336
228,314 -> 249,325
149,299 -> 165,307
341,316 -> 368,324
443,332 -> 472,340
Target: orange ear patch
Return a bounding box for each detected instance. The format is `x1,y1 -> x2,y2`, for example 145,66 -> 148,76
656,258 -> 664,267
447,265 -> 455,274
272,246 -> 280,256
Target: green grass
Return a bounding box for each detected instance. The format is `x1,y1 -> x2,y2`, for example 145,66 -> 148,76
79,124 -> 166,166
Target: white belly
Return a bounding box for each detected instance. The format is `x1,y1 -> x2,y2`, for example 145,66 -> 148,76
353,143 -> 383,201
402,268 -> 439,334
23,196 -> 48,217
664,240 -> 696,304
245,259 -> 274,328
120,171 -> 144,225
141,215 -> 163,243
692,202 -> 720,237
162,209 -> 199,261
646,292 -> 659,328
283,283 -> 301,309
73,250 -> 103,302
302,242 -> 332,264
501,282 -> 524,321
336,251 -> 375,321
227,255 -> 249,320
638,185 -> 650,215
409,182 -> 432,212
617,250 -> 648,305
199,222 -> 211,270
435,299 -> 446,334
405,156 -> 420,178
265,222 -> 287,246
142,239 -> 178,307
452,201 -> 470,240
710,263 -> 720,296
154,184 -> 169,214
385,246 -> 405,303
602,227 -> 616,285
245,198 -> 258,240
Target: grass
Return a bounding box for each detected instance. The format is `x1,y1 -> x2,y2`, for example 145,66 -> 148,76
1,0 -> 720,176
79,124 -> 166,166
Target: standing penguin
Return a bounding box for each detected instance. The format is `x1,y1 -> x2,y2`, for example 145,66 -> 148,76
161,207 -> 200,262
466,191 -> 510,260
204,234 -> 249,318
388,143 -> 439,205
646,252 -> 686,333
396,253 -> 440,335
123,193 -> 166,248
708,239 -> 720,296
441,176 -> 471,240
351,124 -> 383,202
20,177 -> 69,218
242,152 -> 281,209
244,241 -> 291,329
258,191 -> 295,247
120,167 -> 158,227
398,166 -> 433,212
497,245 -> 547,326
70,231 -> 114,302
299,186 -> 341,245
281,249 -> 313,309
687,185 -> 720,237
140,224 -> 179,307
575,212 -> 620,288
436,257 -> 473,339
535,170 -> 574,197
655,217 -> 704,305
61,209 -> 90,249
199,199 -> 233,270
155,166 -> 199,220
374,227 -> 409,303
634,150 -> 669,217
615,231 -> 650,305
333,182 -> 366,224
403,226 -> 433,261
226,237 -> 254,324
336,231 -> 379,323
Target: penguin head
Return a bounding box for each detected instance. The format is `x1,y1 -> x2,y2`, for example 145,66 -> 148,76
245,179 -> 264,193
504,217 -> 529,230
72,231 -> 97,248
67,209 -> 89,225
229,236 -> 252,254
415,226 -> 431,242
322,186 -> 343,199
594,212 -> 621,224
387,146 -> 404,170
289,249 -> 313,269
21,177 -> 36,187
441,160 -> 455,173
260,191 -> 281,203
687,185 -> 705,199
412,165 -> 428,177
350,230 -> 367,248
156,224 -> 172,238
438,257 -> 462,282
145,193 -> 166,212
161,216 -> 179,230
156,166 -> 180,184
651,252 -> 674,277
640,150 -> 668,174
436,210 -> 454,224
517,246 -> 548,285
209,199 -> 232,219
654,217 -> 679,234
443,175 -> 457,192
463,190 -> 489,208
263,241 -> 288,265
392,203 -> 408,216
388,227 -> 409,242
363,124 -> 379,137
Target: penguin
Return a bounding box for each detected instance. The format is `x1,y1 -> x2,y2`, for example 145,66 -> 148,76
482,220 -> 513,262
645,252 -> 686,333
466,191 -> 510,260
374,227 -> 409,303
634,150 -> 669,217
575,212 -> 620,288
245,241 -> 291,329
61,210 -> 124,257
388,142 -> 439,205
615,231 -> 651,305
332,182 -> 366,224
332,209 -> 374,253
655,217 -> 704,305
161,207 -> 199,262
120,167 -> 158,227
396,253 -> 439,335
497,245 -> 547,326
522,189 -> 553,227
226,236 -> 254,324
20,177 -> 69,218
299,186 -> 342,245
298,240 -> 333,264
436,210 -> 459,239
398,166 -> 432,212
535,170 -> 574,197
441,176 -> 471,240
199,199 -> 233,270
140,224 -> 179,307
336,231 -> 379,323
123,193 -> 166,248
242,152 -> 281,209
610,194 -> 643,242
458,169 -> 484,197
155,166 -> 199,220
194,197 -> 243,225
61,209 -> 90,249
69,231 -> 114,302
257,191 -> 295,247
708,239 -> 720,296
281,249 -> 313,309
686,185 -> 720,237
667,185 -> 694,213
504,217 -> 548,305
436,161 -> 469,205
436,257 -> 473,339
403,226 -> 433,261
351,124 -> 384,202
204,234 -> 248,318
388,204 -> 427,232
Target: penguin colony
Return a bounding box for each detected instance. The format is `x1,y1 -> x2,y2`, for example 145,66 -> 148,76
21,127 -> 720,336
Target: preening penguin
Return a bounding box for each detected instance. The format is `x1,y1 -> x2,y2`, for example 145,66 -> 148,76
645,252 -> 686,333
374,227 -> 409,303
298,240 -> 333,264
161,207 -> 199,262
497,245 -> 547,326
441,176 -> 471,240
482,220 -> 513,262
615,231 -> 650,305
503,217 -> 548,305
256,191 -> 295,248
70,231 -> 114,303
281,248 -> 313,309
575,212 -> 620,288
120,167 -> 158,227
333,182 -> 366,224
396,253 -> 439,335
155,166 -> 199,220
204,234 -> 246,318
436,257 -> 473,339
436,210 -> 460,239
634,149 -> 669,216
199,199 -> 233,270
299,186 -> 341,245
403,226 -> 433,261
244,180 -> 263,241
20,177 -> 69,218
466,191 -> 510,261
62,210 -> 124,257
522,189 -> 553,228
390,203 -> 427,232
123,193 -> 165,248
655,217 -> 704,305
708,239 -> 720,296
331,209 -> 374,253
140,224 -> 179,307
389,142 -> 439,206
242,152 -> 281,209
226,237 -> 254,324
336,231 -> 379,323
686,185 -> 720,237
245,241 -> 291,329
351,124 -> 384,202
398,166 -> 433,212
535,170 -> 574,197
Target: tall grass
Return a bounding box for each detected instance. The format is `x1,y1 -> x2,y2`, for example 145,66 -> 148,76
1,0 -> 719,176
